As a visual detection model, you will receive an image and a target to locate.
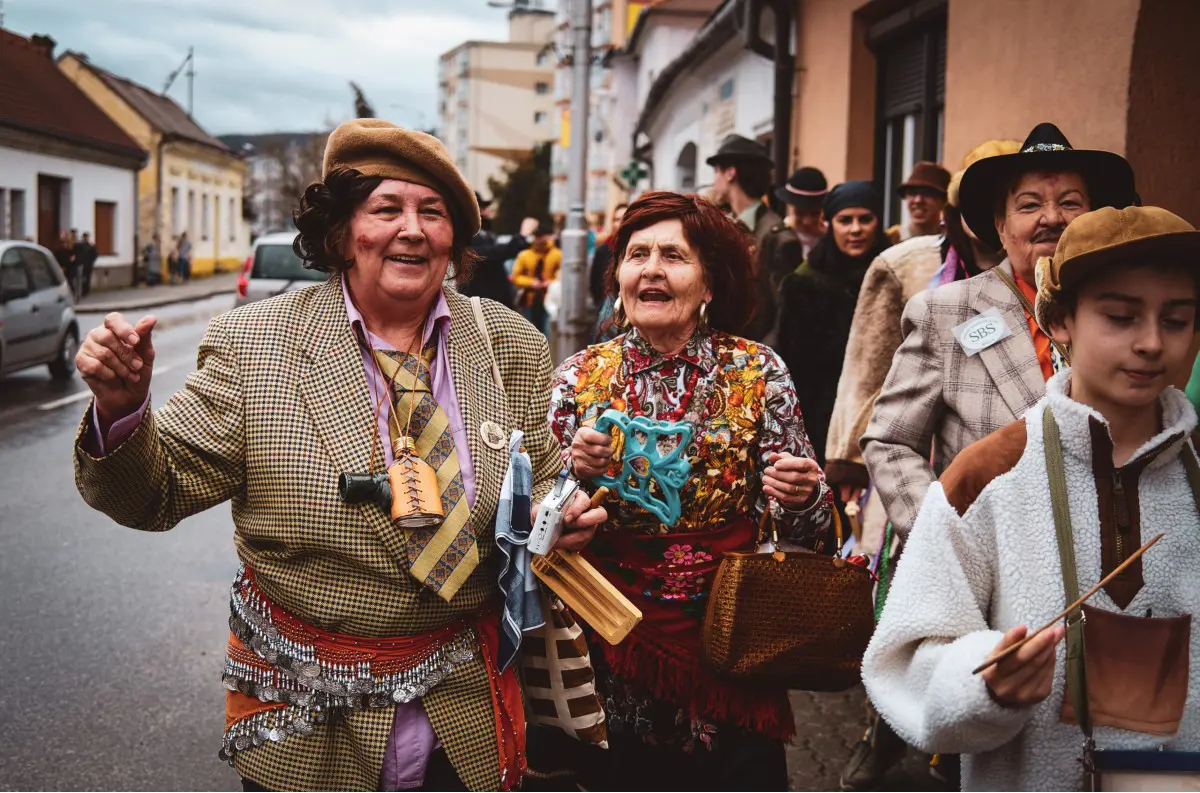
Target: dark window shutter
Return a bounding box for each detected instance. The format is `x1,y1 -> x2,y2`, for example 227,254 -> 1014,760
879,35 -> 926,118
935,28 -> 947,104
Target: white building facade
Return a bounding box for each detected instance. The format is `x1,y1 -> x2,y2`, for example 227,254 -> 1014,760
0,29 -> 145,289
551,0 -> 775,220
0,146 -> 138,273
629,0 -> 776,197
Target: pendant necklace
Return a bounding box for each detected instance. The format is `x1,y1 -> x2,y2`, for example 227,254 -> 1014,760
351,302 -> 445,529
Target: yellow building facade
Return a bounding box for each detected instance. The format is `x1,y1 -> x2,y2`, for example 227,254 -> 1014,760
58,52 -> 249,280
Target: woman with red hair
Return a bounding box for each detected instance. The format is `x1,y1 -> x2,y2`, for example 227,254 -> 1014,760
546,191 -> 834,788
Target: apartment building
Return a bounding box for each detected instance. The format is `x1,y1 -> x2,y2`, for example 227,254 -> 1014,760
438,6 -> 558,202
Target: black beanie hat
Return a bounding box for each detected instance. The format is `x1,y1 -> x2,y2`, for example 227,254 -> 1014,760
823,180 -> 883,222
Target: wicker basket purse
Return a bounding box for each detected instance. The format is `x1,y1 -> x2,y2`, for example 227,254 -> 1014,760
701,505 -> 875,691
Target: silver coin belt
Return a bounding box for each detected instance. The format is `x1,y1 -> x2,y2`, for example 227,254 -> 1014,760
218,565 -> 477,766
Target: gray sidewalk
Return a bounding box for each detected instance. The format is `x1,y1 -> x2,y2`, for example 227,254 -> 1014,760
77,272 -> 239,314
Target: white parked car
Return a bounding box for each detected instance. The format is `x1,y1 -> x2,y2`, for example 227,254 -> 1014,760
234,232 -> 326,308
0,240 -> 79,379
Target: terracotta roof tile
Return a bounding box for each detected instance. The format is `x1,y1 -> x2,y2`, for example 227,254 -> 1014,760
0,28 -> 143,159
73,56 -> 231,152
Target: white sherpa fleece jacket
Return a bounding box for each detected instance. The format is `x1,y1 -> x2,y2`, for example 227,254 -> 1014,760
862,370 -> 1200,791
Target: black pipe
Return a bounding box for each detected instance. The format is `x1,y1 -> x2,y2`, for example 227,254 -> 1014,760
769,0 -> 794,190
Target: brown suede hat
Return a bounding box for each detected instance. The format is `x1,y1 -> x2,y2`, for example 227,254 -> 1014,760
897,161 -> 950,197
1034,206 -> 1200,331
322,118 -> 480,241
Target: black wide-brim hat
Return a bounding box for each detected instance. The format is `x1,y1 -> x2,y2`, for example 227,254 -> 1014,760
706,134 -> 772,167
958,122 -> 1137,252
775,166 -> 828,209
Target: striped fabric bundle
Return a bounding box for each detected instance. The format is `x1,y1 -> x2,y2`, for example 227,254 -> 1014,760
521,591 -> 609,747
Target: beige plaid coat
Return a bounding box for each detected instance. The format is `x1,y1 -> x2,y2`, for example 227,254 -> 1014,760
74,277 -> 562,791
861,259 -> 1045,541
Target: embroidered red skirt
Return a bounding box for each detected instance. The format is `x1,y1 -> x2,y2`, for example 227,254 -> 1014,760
583,517 -> 794,741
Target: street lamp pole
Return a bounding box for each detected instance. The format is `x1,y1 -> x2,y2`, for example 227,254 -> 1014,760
556,0 -> 593,362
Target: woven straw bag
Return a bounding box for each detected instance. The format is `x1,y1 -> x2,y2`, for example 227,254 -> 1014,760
702,508 -> 875,691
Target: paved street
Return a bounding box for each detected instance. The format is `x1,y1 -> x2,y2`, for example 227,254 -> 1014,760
0,292 -> 936,791
0,295 -> 241,792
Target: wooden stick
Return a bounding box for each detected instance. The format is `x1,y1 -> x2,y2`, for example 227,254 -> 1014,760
589,486 -> 610,510
971,532 -> 1164,675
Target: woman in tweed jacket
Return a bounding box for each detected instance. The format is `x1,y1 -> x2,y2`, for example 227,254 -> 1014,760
72,119 -> 605,791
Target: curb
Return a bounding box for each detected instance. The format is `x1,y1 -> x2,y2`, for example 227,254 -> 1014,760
77,283 -> 236,314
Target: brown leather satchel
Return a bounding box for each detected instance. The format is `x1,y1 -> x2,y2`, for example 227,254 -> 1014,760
702,506 -> 876,691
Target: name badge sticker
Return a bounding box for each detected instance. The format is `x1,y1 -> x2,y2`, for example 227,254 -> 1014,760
953,307 -> 1013,356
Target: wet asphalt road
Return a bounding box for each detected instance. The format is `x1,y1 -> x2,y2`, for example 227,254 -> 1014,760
0,292 -> 939,792
0,295 -> 240,791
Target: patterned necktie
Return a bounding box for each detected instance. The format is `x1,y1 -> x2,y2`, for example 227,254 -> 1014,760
374,341 -> 477,601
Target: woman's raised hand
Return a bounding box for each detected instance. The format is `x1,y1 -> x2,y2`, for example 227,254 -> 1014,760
763,452 -> 822,509
982,624 -> 1065,709
570,427 -> 614,480
553,489 -> 608,552
77,312 -> 157,428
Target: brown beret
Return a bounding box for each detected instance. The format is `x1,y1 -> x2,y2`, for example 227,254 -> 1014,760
322,118 -> 481,240
1033,205 -> 1200,331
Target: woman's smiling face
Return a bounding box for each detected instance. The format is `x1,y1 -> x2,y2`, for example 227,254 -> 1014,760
617,219 -> 712,347
343,179 -> 454,307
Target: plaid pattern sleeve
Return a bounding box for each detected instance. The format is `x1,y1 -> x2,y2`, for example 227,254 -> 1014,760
74,311 -> 246,530
860,288 -> 945,541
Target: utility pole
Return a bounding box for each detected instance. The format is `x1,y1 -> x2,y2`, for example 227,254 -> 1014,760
556,0 -> 592,362
163,46 -> 195,117
188,46 -> 194,119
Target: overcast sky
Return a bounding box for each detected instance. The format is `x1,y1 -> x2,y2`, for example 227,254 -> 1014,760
6,0 -> 514,135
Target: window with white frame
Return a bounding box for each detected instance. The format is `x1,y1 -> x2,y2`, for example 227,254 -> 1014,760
202,193 -> 211,240
171,187 -> 181,235
187,190 -> 195,237
229,197 -> 236,241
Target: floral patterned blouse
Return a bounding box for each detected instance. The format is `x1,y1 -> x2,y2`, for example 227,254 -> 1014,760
549,327 -> 833,543
547,327 -> 834,746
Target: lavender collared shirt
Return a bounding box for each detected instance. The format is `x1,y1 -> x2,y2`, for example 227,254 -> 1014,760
88,278 -> 479,789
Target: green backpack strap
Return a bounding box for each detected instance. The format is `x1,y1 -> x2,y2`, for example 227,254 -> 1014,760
1041,405 -> 1092,739
1042,415 -> 1200,745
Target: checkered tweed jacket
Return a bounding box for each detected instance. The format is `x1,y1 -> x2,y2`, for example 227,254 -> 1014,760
73,278 -> 563,791
861,259 -> 1045,541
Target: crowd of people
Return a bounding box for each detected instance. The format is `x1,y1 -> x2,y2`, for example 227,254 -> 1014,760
70,115 -> 1200,793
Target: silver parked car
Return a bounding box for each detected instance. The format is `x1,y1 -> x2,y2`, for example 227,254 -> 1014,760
234,232 -> 326,308
0,240 -> 79,379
